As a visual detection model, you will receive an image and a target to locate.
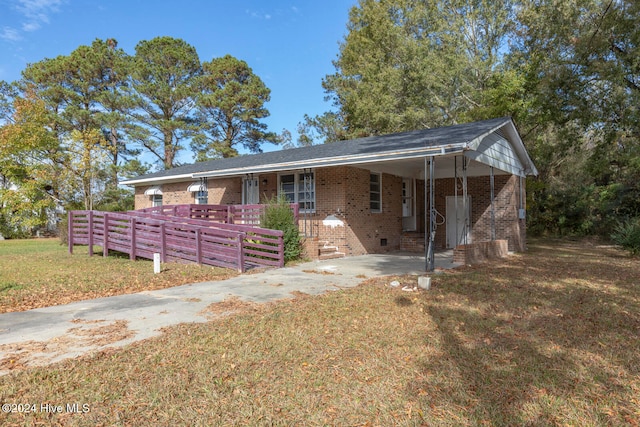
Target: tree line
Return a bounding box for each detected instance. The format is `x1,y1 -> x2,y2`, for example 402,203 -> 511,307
0,37 -> 280,237
298,0 -> 640,250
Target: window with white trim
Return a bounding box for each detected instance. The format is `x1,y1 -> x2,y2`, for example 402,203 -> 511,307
278,171 -> 315,212
194,190 -> 208,204
370,173 -> 381,213
151,194 -> 163,207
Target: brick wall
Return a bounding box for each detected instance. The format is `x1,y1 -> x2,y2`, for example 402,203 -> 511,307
415,174 -> 525,252
133,166 -> 527,256
343,167 -> 403,255
273,166 -> 403,257
134,176 -> 279,210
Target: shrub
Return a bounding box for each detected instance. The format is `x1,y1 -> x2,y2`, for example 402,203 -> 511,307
611,218 -> 640,255
58,215 -> 68,245
260,195 -> 302,263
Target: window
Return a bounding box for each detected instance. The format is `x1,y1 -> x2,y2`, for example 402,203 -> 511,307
194,190 -> 208,204
151,194 -> 163,207
279,171 -> 315,212
187,181 -> 208,204
370,173 -> 381,213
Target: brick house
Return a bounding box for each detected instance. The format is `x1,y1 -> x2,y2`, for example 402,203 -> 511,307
121,117 -> 537,265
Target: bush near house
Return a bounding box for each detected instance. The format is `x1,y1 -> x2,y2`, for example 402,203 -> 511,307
260,195 -> 302,263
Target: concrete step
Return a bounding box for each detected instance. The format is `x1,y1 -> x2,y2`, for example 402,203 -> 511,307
319,245 -> 339,255
318,244 -> 345,260
318,251 -> 346,260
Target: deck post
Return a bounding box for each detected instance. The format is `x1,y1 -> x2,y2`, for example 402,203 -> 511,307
278,234 -> 285,268
195,229 -> 202,265
228,205 -> 235,224
160,222 -> 166,263
130,217 -> 137,260
103,213 -> 109,257
88,211 -> 94,256
237,232 -> 246,272
68,211 -> 74,254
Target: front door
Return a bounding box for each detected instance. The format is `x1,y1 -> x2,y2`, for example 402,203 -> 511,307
242,178 -> 259,205
402,178 -> 416,231
446,196 -> 471,248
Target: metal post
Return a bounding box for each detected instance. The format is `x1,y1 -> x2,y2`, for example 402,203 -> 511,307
490,166 -> 496,241
424,157 -> 428,271
426,156 -> 436,272
303,170 -> 308,237
463,157 -> 469,246
454,156 -> 458,248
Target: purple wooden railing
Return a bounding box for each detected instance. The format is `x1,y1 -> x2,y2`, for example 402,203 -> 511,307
134,203 -> 300,226
68,209 -> 285,272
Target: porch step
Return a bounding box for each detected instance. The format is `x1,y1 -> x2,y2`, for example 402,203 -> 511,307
318,245 -> 345,260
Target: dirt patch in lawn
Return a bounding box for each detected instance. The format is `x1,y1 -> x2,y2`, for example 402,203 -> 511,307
0,319 -> 133,375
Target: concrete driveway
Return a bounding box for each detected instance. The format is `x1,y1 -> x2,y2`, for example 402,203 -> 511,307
0,251 -> 457,375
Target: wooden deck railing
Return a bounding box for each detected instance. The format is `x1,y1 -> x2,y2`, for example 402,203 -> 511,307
134,203 -> 300,225
68,209 -> 285,272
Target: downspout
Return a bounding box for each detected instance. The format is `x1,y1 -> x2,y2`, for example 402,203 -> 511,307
519,173 -> 524,212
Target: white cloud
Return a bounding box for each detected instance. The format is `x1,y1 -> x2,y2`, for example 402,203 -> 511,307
9,0 -> 64,35
0,27 -> 23,42
21,22 -> 41,32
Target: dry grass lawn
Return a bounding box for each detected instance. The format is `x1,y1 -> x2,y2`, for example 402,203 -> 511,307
0,238 -> 237,313
0,238 -> 638,426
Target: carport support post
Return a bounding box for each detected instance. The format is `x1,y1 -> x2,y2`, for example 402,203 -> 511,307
425,156 -> 436,272
490,166 -> 496,241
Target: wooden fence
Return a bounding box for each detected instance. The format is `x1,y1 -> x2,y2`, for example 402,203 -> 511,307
134,203 -> 300,225
68,209 -> 285,272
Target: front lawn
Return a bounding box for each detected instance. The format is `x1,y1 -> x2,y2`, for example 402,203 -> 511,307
0,239 -> 638,425
0,238 -> 237,313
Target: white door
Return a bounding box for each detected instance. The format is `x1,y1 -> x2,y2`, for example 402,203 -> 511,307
242,178 -> 259,205
446,196 -> 471,248
402,178 -> 417,231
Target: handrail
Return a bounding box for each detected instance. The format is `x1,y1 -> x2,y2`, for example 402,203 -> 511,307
68,207 -> 285,272
133,203 -> 299,225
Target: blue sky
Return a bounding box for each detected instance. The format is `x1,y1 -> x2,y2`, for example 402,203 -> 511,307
0,0 -> 357,160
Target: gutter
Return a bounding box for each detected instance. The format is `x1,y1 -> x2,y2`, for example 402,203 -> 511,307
120,172 -> 195,186
192,143 -> 466,179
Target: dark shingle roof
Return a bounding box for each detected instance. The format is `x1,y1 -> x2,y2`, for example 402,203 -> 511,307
122,117 -> 518,184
